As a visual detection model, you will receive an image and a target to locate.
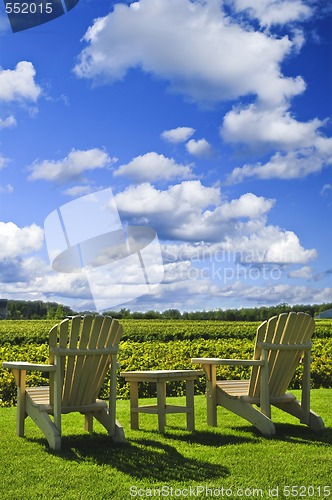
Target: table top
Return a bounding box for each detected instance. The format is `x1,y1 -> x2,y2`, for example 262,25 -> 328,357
120,369 -> 204,381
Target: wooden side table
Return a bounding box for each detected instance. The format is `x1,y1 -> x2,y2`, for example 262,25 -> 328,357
120,369 -> 204,433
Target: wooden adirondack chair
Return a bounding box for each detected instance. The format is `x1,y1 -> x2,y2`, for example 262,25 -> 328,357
3,315 -> 125,450
192,312 -> 325,436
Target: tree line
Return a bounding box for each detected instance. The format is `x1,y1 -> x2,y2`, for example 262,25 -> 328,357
2,299 -> 330,321
105,303 -> 332,321
4,300 -> 75,320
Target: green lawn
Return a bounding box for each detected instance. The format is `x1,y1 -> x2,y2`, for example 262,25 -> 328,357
0,390 -> 331,500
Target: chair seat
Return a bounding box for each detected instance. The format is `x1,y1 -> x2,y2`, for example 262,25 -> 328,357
26,386 -> 108,414
216,380 -> 250,397
215,381 -> 297,405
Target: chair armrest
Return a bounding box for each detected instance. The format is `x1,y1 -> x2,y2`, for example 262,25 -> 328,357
191,357 -> 264,367
2,361 -> 56,372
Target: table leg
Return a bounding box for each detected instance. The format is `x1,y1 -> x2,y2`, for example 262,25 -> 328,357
185,379 -> 195,431
205,364 -> 217,427
156,381 -> 166,433
129,381 -> 139,430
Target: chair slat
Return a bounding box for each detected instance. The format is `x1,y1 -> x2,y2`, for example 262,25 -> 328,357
88,317 -> 122,402
250,315 -> 278,397
265,312 -> 289,396
68,315 -> 93,405
84,316 -> 112,402
62,315 -> 81,406
77,315 -> 104,405
268,312 -> 299,396
273,313 -> 314,395
48,324 -> 58,404
248,319 -> 267,396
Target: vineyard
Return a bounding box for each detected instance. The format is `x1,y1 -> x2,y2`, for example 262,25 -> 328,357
0,318 -> 331,406
0,318 -> 331,344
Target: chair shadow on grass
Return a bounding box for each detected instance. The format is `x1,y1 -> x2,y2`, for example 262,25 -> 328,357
212,422 -> 332,446
28,434 -> 229,482
161,428 -> 259,447
267,423 -> 332,445
164,419 -> 332,447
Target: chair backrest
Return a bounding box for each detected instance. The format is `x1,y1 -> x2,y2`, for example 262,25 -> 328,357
249,312 -> 314,398
48,315 -> 122,407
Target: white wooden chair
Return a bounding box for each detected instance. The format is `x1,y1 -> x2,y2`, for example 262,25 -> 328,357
192,312 -> 325,436
3,315 -> 125,450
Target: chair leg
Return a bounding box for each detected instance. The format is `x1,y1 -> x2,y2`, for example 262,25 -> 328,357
113,420 -> 126,443
84,413 -> 94,432
308,411 -> 325,431
217,390 -> 276,436
273,401 -> 325,432
26,398 -> 61,450
92,409 -> 125,442
14,369 -> 26,437
17,390 -> 26,438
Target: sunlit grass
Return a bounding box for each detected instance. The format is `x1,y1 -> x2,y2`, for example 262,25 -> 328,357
0,390 -> 331,500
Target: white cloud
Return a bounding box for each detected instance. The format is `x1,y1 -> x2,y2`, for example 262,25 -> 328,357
0,154 -> 10,169
28,148 -> 115,182
253,228 -> 316,264
122,278 -> 331,312
186,138 -> 213,158
0,222 -> 44,259
320,184 -> 332,196
74,0 -> 302,107
288,266 -> 313,279
222,103 -> 322,151
0,115 -> 16,129
115,180 -> 232,240
232,284 -> 332,306
224,103 -> 332,182
163,223 -> 316,266
0,62 -> 41,102
161,127 -> 195,143
114,180 -> 315,265
113,152 -> 194,183
62,185 -> 95,197
0,255 -> 91,305
0,15 -> 9,33
231,0 -> 312,27
214,192 -> 274,220
0,253 -> 326,312
0,184 -> 13,194
228,144 -> 332,183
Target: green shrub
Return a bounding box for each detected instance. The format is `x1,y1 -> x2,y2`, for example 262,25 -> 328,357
1,337 -> 331,406
0,319 -> 330,345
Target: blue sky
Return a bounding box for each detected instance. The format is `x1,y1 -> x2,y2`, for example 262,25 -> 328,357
0,0 -> 331,312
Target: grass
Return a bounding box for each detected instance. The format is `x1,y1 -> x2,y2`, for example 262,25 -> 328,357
0,390 -> 331,500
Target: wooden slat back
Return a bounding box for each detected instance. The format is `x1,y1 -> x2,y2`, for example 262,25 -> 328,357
249,315 -> 281,396
271,313 -> 314,396
85,317 -> 123,403
77,315 -> 104,405
49,315 -> 122,408
65,315 -> 92,406
62,316 -> 81,405
83,316 -> 113,404
249,312 -> 314,399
